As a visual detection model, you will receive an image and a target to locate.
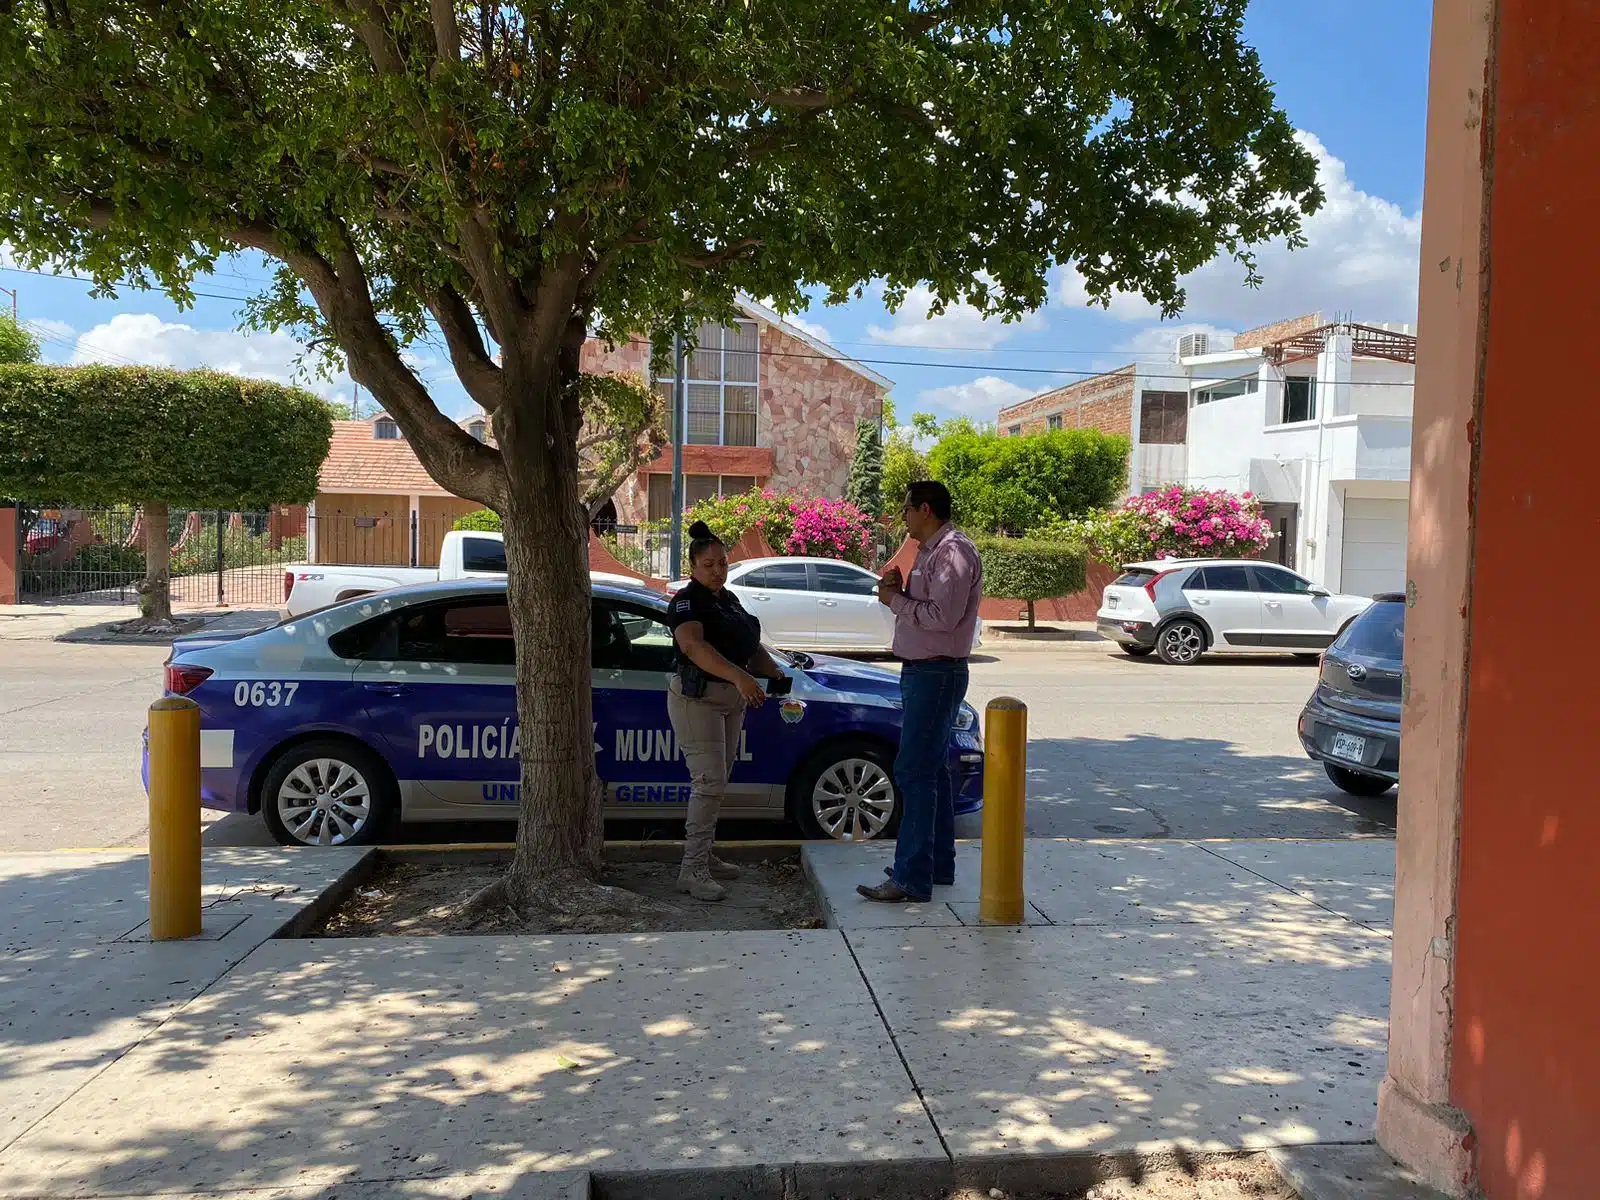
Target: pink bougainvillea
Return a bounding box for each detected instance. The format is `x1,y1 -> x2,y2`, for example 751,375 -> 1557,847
1122,486 -> 1272,561
685,488 -> 876,565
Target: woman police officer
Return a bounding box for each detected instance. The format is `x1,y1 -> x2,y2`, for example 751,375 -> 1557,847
665,521 -> 788,901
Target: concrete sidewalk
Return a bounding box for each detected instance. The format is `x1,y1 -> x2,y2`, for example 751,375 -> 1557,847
0,605 -> 281,643
0,839 -> 1424,1199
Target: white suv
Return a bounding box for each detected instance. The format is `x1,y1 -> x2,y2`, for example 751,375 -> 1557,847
1096,559 -> 1375,665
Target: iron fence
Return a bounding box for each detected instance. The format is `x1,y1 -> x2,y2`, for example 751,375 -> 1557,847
17,505 -> 307,607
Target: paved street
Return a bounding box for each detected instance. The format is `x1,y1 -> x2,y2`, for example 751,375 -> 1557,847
0,640 -> 170,852
0,634 -> 1393,852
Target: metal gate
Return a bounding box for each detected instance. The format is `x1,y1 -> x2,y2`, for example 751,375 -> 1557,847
16,505 -> 307,607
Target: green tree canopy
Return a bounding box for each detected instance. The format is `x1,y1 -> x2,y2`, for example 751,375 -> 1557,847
0,365 -> 331,621
0,312 -> 39,364
0,0 -> 1319,902
927,426 -> 1130,534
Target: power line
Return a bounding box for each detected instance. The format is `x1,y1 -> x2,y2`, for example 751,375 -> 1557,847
2,262 -> 1418,390
0,264 -> 258,304
614,336 -> 1421,389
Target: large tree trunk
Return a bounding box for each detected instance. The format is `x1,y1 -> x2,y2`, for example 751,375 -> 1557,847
496,331 -> 605,908
139,499 -> 173,624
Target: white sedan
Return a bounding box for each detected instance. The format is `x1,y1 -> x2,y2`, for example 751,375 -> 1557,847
668,557 -> 982,654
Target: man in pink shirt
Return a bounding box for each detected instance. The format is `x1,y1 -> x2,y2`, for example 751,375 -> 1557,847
858,480 -> 983,903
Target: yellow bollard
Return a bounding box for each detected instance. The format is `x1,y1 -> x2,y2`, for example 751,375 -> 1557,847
147,696 -> 202,940
979,696 -> 1027,925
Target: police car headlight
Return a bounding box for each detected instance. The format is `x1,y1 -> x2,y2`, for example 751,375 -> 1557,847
954,704 -> 977,732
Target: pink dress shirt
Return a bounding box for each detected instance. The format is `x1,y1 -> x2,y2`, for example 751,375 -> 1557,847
887,523 -> 984,660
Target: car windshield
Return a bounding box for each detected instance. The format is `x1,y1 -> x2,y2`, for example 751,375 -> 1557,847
1336,602 -> 1405,659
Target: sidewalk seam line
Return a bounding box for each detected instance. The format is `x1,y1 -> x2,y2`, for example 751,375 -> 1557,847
839,928 -> 954,1163
0,917 -> 281,1159
1186,839 -> 1392,936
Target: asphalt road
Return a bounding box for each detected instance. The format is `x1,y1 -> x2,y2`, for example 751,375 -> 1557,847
0,638 -> 1395,853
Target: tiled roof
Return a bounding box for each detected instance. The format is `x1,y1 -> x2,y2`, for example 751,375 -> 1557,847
319,420 -> 452,495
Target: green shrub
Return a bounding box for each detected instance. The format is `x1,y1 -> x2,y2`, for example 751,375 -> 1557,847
974,536 -> 1088,628
453,508 -> 503,532
70,542 -> 146,578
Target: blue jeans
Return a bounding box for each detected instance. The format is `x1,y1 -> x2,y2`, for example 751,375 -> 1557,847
891,658 -> 969,900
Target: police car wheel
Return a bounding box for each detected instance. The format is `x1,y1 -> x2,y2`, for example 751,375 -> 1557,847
791,740 -> 901,842
260,740 -> 394,848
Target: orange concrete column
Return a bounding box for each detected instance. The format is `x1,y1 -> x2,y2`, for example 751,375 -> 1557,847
1376,0 -> 1494,1192
1444,2 -> 1600,1197
1384,3 -> 1600,1196
0,508 -> 18,604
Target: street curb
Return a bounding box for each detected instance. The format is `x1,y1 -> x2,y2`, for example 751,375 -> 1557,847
983,626 -> 1107,642
1269,1144 -> 1451,1200
272,848 -> 382,939
376,841 -> 807,868
588,1148 -> 1290,1200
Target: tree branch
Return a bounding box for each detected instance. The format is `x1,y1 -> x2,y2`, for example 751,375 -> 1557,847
427,284 -> 503,412
229,211 -> 506,508
429,0 -> 461,63
675,238 -> 763,270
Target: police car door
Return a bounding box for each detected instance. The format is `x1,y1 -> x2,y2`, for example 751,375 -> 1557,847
351,594 -> 518,814
590,597 -> 690,811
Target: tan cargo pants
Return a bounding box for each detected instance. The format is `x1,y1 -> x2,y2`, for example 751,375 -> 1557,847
666,676 -> 747,876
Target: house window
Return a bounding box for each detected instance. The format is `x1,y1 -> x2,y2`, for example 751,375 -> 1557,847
646,474 -> 757,521
1193,376 -> 1259,406
1046,414 -> 1063,431
1281,377 -> 1317,424
466,420 -> 487,443
1006,424 -> 1022,437
1139,391 -> 1188,444
374,418 -> 402,440
654,319 -> 759,447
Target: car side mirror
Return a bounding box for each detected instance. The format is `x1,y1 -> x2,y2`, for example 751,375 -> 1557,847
1309,586 -> 1331,598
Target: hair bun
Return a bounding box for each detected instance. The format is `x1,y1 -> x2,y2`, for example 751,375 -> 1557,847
687,521 -> 713,539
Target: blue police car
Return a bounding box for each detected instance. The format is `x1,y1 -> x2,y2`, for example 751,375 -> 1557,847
151,579 -> 985,846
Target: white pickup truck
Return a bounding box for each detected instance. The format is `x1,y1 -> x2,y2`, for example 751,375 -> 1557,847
282,530 -> 644,615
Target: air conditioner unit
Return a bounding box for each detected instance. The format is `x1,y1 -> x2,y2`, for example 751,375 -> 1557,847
1177,333 -> 1209,360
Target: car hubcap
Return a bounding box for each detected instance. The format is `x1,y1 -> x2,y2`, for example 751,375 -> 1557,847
277,758 -> 372,846
812,758 -> 895,841
1163,625 -> 1202,662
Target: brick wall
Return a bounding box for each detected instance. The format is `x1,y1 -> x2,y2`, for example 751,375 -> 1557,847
589,319 -> 885,524
996,367 -> 1136,437
1233,313 -> 1323,350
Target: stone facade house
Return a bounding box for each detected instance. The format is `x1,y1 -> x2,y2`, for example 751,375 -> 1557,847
579,298 -> 891,526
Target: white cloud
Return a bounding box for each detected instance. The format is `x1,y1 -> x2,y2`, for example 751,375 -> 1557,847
1114,322 -> 1240,364
868,285 -> 1045,350
1055,131 -> 1421,328
783,313 -> 833,345
21,317 -> 76,352
915,375 -> 1036,419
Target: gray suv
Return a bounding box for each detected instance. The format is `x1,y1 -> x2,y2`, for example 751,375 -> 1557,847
1298,593 -> 1405,796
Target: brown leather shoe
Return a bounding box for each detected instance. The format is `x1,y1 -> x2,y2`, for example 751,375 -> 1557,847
857,880 -> 931,903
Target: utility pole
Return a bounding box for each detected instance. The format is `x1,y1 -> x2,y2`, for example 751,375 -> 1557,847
0,285 -> 16,322
668,333 -> 687,581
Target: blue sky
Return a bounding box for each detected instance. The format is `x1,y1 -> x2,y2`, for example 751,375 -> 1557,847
1,0 -> 1432,428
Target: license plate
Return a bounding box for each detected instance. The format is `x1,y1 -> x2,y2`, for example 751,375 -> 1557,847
1330,732 -> 1367,762
1107,595 -> 1120,608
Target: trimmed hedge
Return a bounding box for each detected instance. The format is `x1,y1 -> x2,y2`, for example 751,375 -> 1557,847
0,365 -> 331,508
974,536 -> 1088,628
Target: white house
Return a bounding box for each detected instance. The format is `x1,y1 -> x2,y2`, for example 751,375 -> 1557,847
1178,316 -> 1417,596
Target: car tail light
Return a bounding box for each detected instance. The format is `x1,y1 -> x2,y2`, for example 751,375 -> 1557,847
165,664 -> 214,695
283,571 -> 295,602
1143,570 -> 1178,602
